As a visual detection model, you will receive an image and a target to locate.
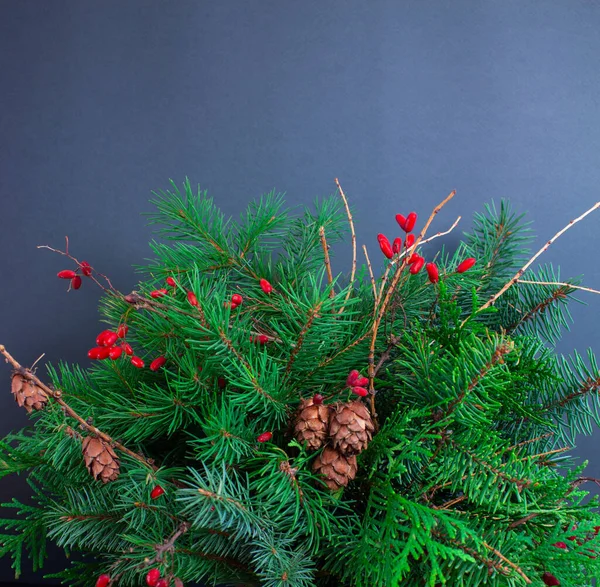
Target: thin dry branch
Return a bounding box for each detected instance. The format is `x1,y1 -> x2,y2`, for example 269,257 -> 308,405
335,178 -> 357,313
517,279 -> 600,296
481,541 -> 532,584
476,201 -> 600,314
319,226 -> 335,299
362,245 -> 377,305
0,344 -> 157,470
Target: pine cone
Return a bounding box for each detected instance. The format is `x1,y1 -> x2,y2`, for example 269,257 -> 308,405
294,398 -> 331,451
312,446 -> 357,490
11,372 -> 48,413
329,400 -> 374,456
82,437 -> 120,483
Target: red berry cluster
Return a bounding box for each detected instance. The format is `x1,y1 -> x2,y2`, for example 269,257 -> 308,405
346,369 -> 369,397
376,210 -> 477,282
146,568 -> 171,587
56,260 -> 93,291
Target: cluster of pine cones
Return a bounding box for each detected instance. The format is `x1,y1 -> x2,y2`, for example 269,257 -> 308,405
294,396 -> 375,490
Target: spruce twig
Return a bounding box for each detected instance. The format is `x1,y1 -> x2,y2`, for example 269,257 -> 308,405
319,226 -> 335,299
0,344 -> 157,470
518,278 -> 600,295
335,178 -> 356,313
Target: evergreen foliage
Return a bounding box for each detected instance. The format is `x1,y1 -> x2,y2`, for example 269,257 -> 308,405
1,179 -> 600,586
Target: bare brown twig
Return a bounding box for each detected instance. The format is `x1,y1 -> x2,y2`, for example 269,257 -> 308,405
517,279 -> 600,296
335,178 -> 357,313
319,226 -> 335,299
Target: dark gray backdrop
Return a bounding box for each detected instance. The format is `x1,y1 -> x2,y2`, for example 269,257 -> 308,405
1,1 -> 600,584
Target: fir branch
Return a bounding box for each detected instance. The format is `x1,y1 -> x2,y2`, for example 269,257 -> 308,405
541,372 -> 600,412
508,284 -> 572,332
475,199 -> 600,315
0,344 -> 156,471
285,301 -> 324,376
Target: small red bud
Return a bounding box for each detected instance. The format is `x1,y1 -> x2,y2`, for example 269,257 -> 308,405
156,580 -> 169,587
131,356 -> 145,369
102,332 -> 118,347
217,377 -> 226,389
260,278 -> 273,294
346,370 -> 360,387
109,346 -> 123,360
312,393 -> 324,405
96,330 -> 112,346
80,261 -> 92,277
594,526 -> 600,535
426,263 -> 439,284
377,234 -> 393,259
57,269 -> 77,279
355,376 -> 369,387
395,214 -> 406,230
146,568 -> 161,587
187,291 -> 198,306
409,257 -> 425,274
553,541 -> 568,549
404,234 -> 415,249
150,356 -> 167,372
96,575 -> 111,587
403,212 -> 417,233
71,275 -> 82,290
257,334 -> 269,344
94,347 -> 111,360
166,276 -> 176,287
257,431 -> 273,443
456,257 -> 476,273
542,572 -> 560,586
124,294 -> 137,304
231,294 -> 243,306
151,289 -> 168,298
174,579 -> 184,587
407,253 -> 420,264
392,237 -> 402,254
88,347 -> 101,360
121,342 -> 134,356
150,485 -> 165,499
117,324 -> 128,338
352,386 -> 369,397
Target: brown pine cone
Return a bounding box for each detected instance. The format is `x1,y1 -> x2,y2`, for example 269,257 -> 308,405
82,436 -> 120,483
329,400 -> 374,456
312,446 -> 357,490
294,398 -> 331,451
11,372 -> 48,414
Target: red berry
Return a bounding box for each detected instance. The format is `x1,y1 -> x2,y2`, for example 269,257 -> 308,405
96,330 -> 112,346
146,568 -> 161,587
403,212 -> 417,233
151,289 -> 168,298
150,356 -> 166,372
407,253 -> 420,264
131,356 -> 145,368
156,580 -> 169,587
80,261 -> 92,277
257,431 -> 272,443
217,377 -> 226,389
377,234 -> 393,259
150,485 -> 165,499
231,293 -> 243,306
95,347 -> 111,360
102,332 -> 118,347
71,275 -> 82,290
166,276 -> 176,287
187,291 -> 198,306
88,347 -> 101,360
392,237 -> 402,254
124,294 -> 137,304
121,342 -> 134,356
553,541 -> 568,549
109,346 -> 123,360
409,257 -> 425,274
594,526 -> 600,535
542,572 -> 560,586
346,370 -> 360,387
312,393 -> 324,405
174,579 -> 184,587
426,262 -> 439,284
117,324 -> 128,338
96,574 -> 111,587
355,376 -> 369,387
395,214 -> 406,230
352,386 -> 368,397
57,269 -> 77,279
258,334 -> 269,344
456,257 -> 476,273
404,234 -> 415,249
260,278 -> 273,294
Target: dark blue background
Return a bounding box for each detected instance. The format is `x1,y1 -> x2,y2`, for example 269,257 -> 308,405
2,1 -> 600,583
